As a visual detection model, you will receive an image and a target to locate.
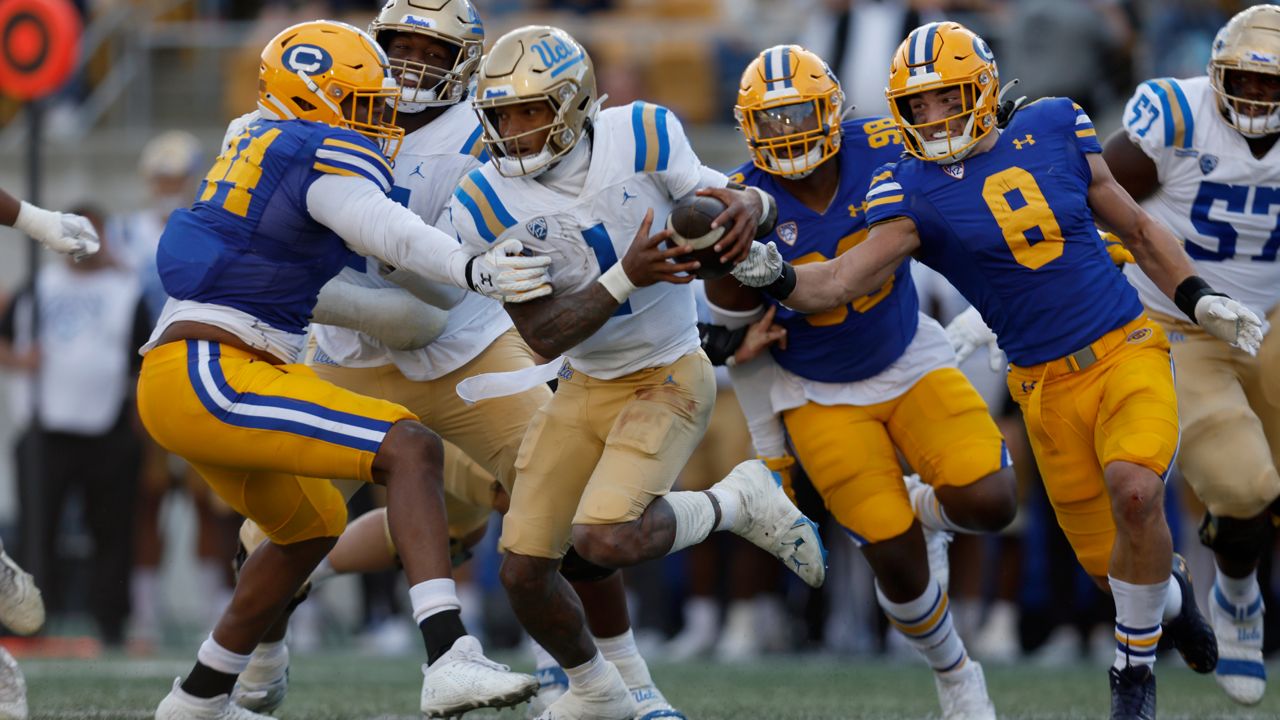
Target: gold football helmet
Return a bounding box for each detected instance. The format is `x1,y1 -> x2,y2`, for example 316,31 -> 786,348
472,25 -> 597,178
259,20 -> 404,159
885,22 -> 999,164
736,45 -> 844,178
1209,4 -> 1280,138
369,0 -> 484,113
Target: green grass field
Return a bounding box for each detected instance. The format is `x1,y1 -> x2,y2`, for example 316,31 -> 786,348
17,653 -> 1280,719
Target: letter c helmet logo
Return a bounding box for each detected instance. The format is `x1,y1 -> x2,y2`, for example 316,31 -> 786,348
283,44 -> 333,75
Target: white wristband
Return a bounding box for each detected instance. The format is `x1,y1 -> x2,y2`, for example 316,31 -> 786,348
597,262 -> 638,304
748,186 -> 773,230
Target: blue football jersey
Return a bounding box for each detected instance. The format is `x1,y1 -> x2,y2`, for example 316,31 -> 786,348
734,117 -> 917,383
863,98 -> 1144,366
156,118 -> 395,335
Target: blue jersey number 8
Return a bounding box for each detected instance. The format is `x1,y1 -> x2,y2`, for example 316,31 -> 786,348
1187,181 -> 1280,262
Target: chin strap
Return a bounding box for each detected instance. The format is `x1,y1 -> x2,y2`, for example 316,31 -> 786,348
995,78 -> 1028,129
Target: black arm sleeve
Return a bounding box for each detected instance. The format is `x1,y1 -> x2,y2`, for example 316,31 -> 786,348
129,297 -> 152,376
698,321 -> 747,367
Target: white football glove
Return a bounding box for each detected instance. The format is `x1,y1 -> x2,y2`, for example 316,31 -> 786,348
14,202 -> 100,260
945,306 -> 1006,372
1195,295 -> 1263,356
467,238 -> 552,303
730,241 -> 785,287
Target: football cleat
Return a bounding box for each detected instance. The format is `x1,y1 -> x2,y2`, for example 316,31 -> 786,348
712,460 -> 827,588
0,646 -> 27,720
631,684 -> 686,720
1109,664 -> 1156,720
525,665 -> 569,719
924,527 -> 953,594
421,635 -> 537,718
155,678 -> 275,720
1209,579 -> 1266,705
230,646 -> 289,713
533,662 -> 635,720
934,660 -> 995,720
0,551 -> 43,636
1164,553 -> 1218,673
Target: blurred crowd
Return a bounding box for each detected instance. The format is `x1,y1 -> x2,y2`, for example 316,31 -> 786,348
0,0 -> 1275,673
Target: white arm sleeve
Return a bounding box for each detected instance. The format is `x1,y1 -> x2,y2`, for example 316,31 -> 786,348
312,279 -> 449,351
707,298 -> 788,458
307,174 -> 471,307
697,165 -> 730,191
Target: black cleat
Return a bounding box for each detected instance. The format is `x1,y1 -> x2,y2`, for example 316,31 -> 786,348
1110,664 -> 1157,720
1165,553 -> 1218,673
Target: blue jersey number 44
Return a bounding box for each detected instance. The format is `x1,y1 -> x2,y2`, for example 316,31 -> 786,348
1187,181 -> 1280,262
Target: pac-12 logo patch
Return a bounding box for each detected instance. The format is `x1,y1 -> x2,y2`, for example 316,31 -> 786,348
942,162 -> 964,180
1199,154 -> 1218,175
1126,327 -> 1153,344
525,217 -> 548,241
776,221 -> 798,246
283,44 -> 333,75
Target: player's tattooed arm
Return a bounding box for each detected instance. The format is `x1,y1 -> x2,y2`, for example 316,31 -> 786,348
505,209 -> 696,357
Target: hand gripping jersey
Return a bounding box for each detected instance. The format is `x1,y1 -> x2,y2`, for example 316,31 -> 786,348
312,101 -> 513,380
153,117 -> 396,360
732,117 -> 919,383
864,98 -> 1144,367
448,102 -> 705,379
1121,75 -> 1280,325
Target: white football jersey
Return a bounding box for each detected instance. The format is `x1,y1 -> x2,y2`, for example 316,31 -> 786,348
1121,76 -> 1280,326
311,101 -> 512,380
447,102 -> 710,379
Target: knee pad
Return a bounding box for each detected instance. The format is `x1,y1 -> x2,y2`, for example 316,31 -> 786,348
1199,511 -> 1274,560
559,546 -> 617,583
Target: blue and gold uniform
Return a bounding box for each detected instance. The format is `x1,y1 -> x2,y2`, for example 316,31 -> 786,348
136,26 -> 418,547
734,117 -> 1008,547
866,97 -> 1180,576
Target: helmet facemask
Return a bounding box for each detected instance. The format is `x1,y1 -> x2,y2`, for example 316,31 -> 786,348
1212,67 -> 1280,138
893,80 -> 995,164
739,97 -> 842,179
380,30 -> 482,113
477,82 -> 590,178
335,75 -> 405,159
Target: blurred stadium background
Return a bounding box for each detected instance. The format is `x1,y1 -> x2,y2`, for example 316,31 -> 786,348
0,0 -> 1278,718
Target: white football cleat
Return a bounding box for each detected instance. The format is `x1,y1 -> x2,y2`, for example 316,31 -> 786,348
630,684 -> 686,719
0,551 -> 43,636
231,645 -> 289,713
1209,581 -> 1266,705
924,526 -> 953,594
421,635 -> 537,718
934,660 -> 996,720
533,661 -> 635,720
0,646 -> 27,720
155,678 -> 275,719
712,461 -> 827,588
525,665 -> 568,719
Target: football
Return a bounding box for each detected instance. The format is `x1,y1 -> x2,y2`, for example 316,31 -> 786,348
666,194 -> 734,280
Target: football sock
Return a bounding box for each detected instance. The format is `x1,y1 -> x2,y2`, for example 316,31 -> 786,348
530,639 -> 557,671
907,478 -> 968,534
1215,567 -> 1260,606
411,578 -> 465,665
563,651 -> 612,693
1161,574 -> 1183,622
877,580 -> 969,675
1110,575 -> 1166,670
596,629 -> 653,689
182,635 -> 250,698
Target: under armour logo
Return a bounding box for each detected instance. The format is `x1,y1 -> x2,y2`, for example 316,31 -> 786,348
479,272 -> 492,287
1021,380 -> 1037,393
1012,134 -> 1035,150
622,186 -> 637,205
410,163 -> 425,178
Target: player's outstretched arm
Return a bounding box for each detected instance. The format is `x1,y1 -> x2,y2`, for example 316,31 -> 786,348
731,217 -> 919,313
0,187 -> 100,259
505,209 -> 697,358
1086,153 -> 1263,354
307,175 -> 551,305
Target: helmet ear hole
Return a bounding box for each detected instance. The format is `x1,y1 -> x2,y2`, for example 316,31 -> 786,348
293,97 -> 317,112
